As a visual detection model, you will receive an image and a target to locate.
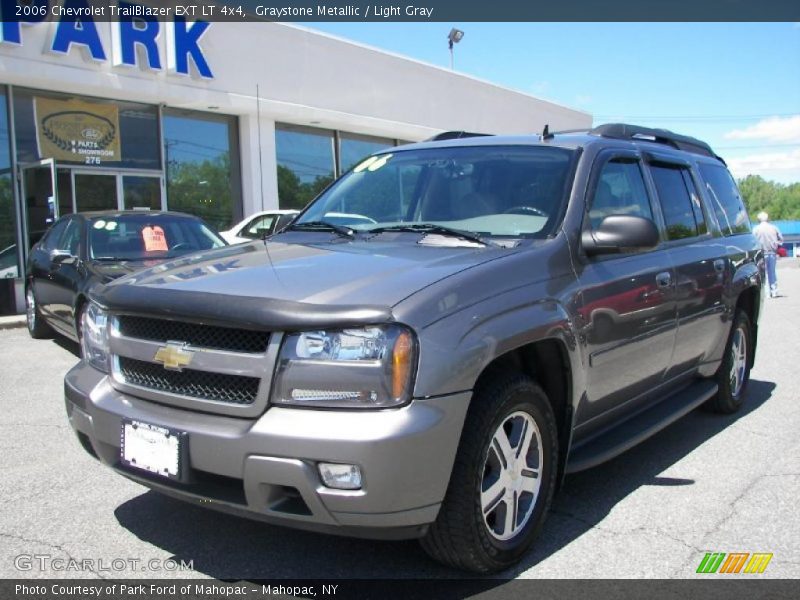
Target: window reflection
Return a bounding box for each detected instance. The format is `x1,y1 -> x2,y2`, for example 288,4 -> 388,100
275,125 -> 335,210
0,89 -> 17,279
339,133 -> 394,174
163,110 -> 241,230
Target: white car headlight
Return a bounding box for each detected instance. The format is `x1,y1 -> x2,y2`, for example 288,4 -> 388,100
81,302 -> 110,373
272,325 -> 417,409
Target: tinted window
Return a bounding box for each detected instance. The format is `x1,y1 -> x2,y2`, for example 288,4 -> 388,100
275,125 -> 335,210
698,163 -> 750,235
589,158 -> 653,229
40,219 -> 69,252
650,164 -> 700,240
163,109 -> 242,231
12,88 -> 159,170
0,87 -> 17,278
339,134 -> 394,173
88,215 -> 224,261
59,219 -> 82,255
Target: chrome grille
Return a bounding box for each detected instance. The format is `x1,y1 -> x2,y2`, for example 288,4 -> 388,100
117,316 -> 269,354
118,357 -> 260,405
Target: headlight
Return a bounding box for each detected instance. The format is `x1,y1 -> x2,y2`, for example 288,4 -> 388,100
272,325 -> 417,409
81,303 -> 110,373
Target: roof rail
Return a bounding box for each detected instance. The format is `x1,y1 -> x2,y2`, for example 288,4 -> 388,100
591,123 -> 723,162
426,131 -> 492,142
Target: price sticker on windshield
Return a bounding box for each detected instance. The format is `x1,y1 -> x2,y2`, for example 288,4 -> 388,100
142,225 -> 168,252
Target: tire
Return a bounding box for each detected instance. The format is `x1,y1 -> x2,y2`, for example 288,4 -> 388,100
420,371 -> 558,573
25,285 -> 52,340
707,310 -> 752,414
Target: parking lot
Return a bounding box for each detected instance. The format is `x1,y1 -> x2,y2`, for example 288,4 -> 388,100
1,267 -> 799,581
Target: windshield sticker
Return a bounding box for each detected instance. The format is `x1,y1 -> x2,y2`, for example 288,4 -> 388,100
93,220 -> 106,229
142,225 -> 168,252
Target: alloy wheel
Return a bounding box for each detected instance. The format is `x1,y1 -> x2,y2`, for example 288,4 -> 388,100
729,326 -> 748,397
481,411 -> 543,541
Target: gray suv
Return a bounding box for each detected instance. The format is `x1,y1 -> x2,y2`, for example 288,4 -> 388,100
65,124 -> 763,573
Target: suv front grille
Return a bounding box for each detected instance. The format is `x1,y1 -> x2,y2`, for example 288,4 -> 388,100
118,357 -> 260,405
117,316 -> 269,353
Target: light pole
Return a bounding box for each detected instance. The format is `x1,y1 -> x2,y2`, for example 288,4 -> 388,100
448,28 -> 464,70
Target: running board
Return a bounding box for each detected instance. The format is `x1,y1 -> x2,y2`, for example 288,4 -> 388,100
566,380 -> 718,474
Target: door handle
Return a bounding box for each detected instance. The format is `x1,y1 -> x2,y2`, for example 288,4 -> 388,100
656,271 -> 672,288
713,259 -> 726,273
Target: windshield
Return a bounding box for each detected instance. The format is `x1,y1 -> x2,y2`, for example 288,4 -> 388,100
294,145 -> 575,238
88,215 -> 225,261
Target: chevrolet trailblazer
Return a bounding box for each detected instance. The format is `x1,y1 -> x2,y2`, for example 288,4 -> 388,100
65,124 -> 763,572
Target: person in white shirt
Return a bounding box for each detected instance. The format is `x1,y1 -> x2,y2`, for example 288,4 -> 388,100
753,212 -> 784,297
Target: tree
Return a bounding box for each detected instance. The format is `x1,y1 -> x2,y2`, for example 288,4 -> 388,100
737,175 -> 800,221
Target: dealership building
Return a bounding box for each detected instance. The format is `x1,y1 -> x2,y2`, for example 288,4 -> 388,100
0,16 -> 591,314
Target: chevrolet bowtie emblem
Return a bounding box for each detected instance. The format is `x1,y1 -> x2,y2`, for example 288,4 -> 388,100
153,342 -> 194,371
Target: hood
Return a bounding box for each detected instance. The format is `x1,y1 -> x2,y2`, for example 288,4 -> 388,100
92,233 -> 518,329
88,259 -> 173,283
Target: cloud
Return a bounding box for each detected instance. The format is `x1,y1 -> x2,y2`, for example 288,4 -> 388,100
724,115 -> 800,143
727,148 -> 800,183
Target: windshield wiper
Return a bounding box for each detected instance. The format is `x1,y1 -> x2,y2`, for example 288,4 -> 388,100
368,224 -> 490,246
285,221 -> 355,238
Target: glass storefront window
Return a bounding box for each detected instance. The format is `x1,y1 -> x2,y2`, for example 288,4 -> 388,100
163,109 -> 241,230
123,176 -> 161,211
0,87 -> 17,280
339,133 -> 394,174
12,88 -> 160,170
275,125 -> 335,210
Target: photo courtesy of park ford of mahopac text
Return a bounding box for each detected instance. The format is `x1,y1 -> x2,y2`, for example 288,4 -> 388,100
1,0 -> 799,599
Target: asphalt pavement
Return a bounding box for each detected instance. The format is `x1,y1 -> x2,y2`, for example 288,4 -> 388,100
1,269 -> 798,581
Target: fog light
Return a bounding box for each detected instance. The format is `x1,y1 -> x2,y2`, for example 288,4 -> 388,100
318,463 -> 362,490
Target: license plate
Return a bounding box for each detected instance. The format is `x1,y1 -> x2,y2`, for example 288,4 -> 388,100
120,420 -> 186,481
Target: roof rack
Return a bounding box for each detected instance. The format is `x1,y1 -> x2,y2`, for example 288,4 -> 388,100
590,123 -> 723,162
426,131 -> 492,142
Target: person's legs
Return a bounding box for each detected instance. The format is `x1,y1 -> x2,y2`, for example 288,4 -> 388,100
765,253 -> 778,296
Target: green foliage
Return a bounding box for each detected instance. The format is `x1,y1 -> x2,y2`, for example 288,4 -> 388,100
737,175 -> 800,221
277,165 -> 333,210
166,153 -> 233,231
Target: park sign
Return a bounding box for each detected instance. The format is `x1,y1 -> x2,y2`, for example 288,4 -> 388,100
0,0 -> 213,79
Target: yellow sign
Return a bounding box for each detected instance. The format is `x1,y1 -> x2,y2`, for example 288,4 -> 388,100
154,343 -> 194,371
35,97 -> 121,165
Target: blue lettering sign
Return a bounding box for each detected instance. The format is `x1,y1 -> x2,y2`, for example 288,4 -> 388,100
171,17 -> 212,78
117,1 -> 161,69
51,0 -> 106,60
0,0 -> 48,44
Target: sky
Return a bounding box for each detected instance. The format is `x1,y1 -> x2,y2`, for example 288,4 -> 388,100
302,22 -> 800,185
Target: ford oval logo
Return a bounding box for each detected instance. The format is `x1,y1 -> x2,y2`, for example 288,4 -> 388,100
81,128 -> 100,140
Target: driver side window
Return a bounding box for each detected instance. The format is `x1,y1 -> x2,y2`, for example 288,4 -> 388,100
589,158 -> 654,229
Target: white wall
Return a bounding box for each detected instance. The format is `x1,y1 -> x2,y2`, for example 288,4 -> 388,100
0,21 -> 592,215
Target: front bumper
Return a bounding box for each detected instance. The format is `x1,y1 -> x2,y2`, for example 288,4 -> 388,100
65,362 -> 470,540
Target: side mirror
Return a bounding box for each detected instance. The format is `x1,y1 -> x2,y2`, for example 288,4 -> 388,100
582,215 -> 660,257
49,249 -> 75,265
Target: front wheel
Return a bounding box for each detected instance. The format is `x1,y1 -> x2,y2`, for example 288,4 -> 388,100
420,372 -> 558,573
707,310 -> 752,414
25,286 -> 52,339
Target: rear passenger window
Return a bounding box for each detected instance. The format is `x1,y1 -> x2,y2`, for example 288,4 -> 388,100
650,164 -> 704,240
589,158 -> 653,229
698,163 -> 750,235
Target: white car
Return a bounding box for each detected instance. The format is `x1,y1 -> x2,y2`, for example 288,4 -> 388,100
218,210 -> 299,244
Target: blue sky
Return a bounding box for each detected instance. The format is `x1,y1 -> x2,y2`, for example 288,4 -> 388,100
304,22 -> 800,184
